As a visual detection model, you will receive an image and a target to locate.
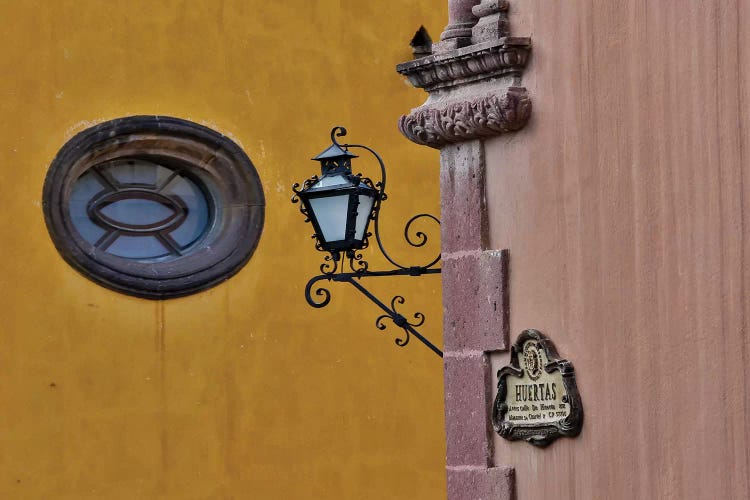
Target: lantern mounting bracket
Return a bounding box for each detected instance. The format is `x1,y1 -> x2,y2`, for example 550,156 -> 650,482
292,127 -> 442,358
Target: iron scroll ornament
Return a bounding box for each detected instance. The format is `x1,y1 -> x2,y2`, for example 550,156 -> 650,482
492,329 -> 584,447
292,127 -> 442,358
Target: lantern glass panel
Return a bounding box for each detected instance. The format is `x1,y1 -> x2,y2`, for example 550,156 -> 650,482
354,193 -> 375,240
309,193 -> 351,242
311,174 -> 350,189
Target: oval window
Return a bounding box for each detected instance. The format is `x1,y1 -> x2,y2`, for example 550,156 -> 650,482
43,116 -> 265,298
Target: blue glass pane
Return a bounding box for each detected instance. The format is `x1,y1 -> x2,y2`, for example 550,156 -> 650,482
70,172 -> 107,243
100,198 -> 176,226
107,235 -> 170,259
106,160 -> 173,187
69,161 -> 212,261
162,175 -> 209,247
70,171 -> 106,201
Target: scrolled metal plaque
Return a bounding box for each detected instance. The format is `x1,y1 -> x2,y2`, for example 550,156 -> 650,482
492,329 -> 583,447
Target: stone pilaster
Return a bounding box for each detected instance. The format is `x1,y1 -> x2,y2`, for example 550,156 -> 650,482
440,141 -> 511,499
397,2 -> 531,499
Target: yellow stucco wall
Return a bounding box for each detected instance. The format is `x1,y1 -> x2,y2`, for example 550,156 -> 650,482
0,1 -> 445,498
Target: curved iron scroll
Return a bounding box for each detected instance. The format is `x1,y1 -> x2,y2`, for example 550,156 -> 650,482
298,126 -> 442,358
303,271 -> 442,357
375,295 -> 426,348
343,142 -> 440,271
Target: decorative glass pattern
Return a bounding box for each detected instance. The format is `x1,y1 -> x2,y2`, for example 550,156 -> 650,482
69,160 -> 211,260
43,116 -> 265,299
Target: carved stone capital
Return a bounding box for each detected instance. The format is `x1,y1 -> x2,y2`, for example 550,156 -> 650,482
398,86 -> 531,149
397,1 -> 531,149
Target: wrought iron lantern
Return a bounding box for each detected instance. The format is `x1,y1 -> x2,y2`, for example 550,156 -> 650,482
295,136 -> 378,254
292,127 -> 443,358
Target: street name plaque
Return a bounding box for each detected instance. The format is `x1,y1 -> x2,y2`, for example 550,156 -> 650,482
492,329 -> 583,447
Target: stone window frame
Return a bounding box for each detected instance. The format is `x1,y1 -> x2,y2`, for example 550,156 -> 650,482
43,116 -> 265,299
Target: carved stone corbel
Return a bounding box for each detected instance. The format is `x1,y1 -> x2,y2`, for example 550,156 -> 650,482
398,86 -> 530,148
397,1 -> 531,149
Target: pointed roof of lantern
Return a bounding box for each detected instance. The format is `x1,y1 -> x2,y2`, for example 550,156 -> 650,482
311,143 -> 358,161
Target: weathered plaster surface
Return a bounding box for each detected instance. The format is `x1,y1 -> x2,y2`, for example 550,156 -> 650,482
486,1 -> 750,498
0,1 -> 447,498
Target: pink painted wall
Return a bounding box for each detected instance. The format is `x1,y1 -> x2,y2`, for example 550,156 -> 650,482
486,1 -> 750,498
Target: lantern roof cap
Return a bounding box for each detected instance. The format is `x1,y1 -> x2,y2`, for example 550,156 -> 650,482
312,143 -> 358,161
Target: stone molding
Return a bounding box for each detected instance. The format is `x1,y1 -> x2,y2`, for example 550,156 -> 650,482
398,85 -> 530,149
397,38 -> 530,93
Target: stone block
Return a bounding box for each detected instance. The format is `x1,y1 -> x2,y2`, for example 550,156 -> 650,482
440,141 -> 488,253
471,0 -> 510,44
447,466 -> 515,500
443,250 -> 509,352
444,353 -> 494,467
432,37 -> 473,55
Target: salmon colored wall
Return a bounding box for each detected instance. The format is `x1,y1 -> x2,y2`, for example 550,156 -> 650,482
488,1 -> 749,499
0,2 -> 445,498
